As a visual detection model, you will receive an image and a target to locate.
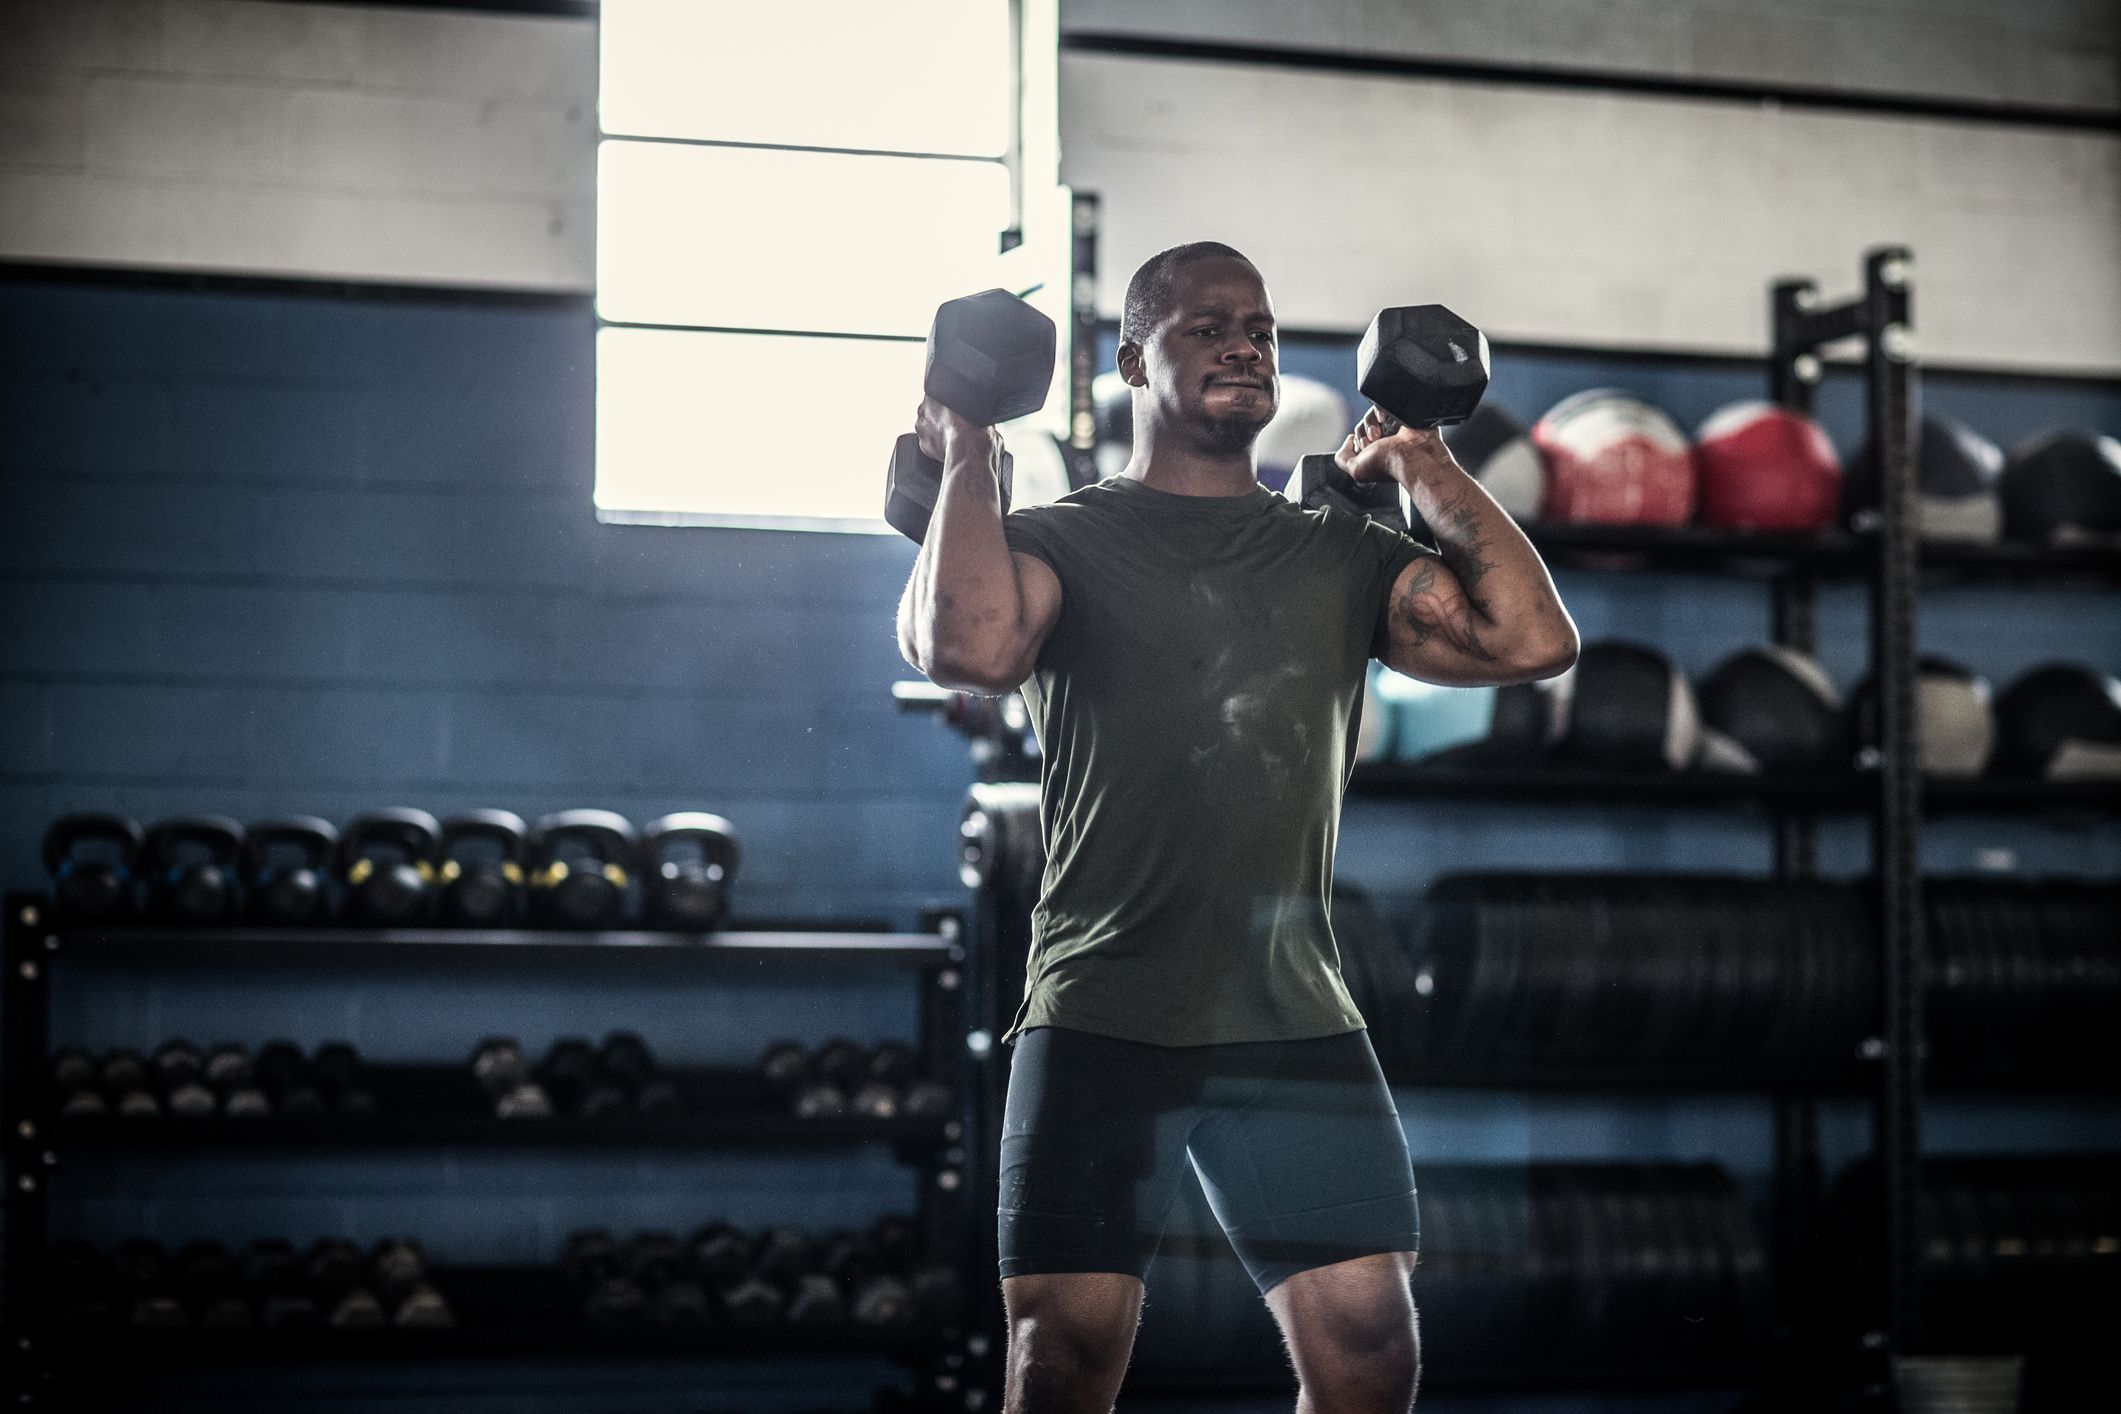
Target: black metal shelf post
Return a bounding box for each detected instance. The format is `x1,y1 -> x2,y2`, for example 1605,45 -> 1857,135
1774,247 -> 1924,1394
3,895 -> 57,1404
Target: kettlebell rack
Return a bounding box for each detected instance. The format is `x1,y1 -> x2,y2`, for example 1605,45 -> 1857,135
0,901 -> 985,1411
929,248 -> 2118,1407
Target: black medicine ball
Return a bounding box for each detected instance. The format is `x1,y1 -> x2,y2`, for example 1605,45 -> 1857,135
1444,403 -> 1545,522
1697,645 -> 1848,775
1999,430 -> 2121,546
1554,640 -> 1702,772
1845,412 -> 2004,541
1849,656 -> 1994,777
1990,663 -> 2121,780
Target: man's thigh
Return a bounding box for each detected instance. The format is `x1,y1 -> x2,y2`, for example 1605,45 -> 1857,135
1185,1029 -> 1421,1294
997,1026 -> 1198,1283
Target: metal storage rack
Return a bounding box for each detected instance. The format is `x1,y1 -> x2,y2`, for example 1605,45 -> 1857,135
1,901 -> 986,1412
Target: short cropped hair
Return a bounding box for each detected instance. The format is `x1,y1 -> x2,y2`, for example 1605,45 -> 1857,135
1119,241 -> 1256,344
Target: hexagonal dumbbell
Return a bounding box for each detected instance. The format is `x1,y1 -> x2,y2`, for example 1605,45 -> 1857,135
884,289 -> 1058,544
1283,304 -> 1492,534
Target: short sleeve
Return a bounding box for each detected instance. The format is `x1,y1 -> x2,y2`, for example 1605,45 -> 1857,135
1357,518 -> 1436,661
1003,505 -> 1064,573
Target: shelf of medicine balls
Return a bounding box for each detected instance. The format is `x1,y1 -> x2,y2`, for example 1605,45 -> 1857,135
1347,764 -> 2120,817
1518,522 -> 2121,586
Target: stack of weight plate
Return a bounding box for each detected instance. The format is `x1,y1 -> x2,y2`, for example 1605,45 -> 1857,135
1823,1155 -> 2120,1395
1925,877 -> 2120,1081
1131,1160 -> 1770,1383
1348,874 -> 1876,1076
1893,1356 -> 2026,1414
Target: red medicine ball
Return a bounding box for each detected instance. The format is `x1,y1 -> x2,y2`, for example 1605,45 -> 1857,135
1694,401 -> 1843,532
1533,390 -> 1696,526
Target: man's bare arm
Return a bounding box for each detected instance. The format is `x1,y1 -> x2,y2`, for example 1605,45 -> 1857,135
1340,409 -> 1577,686
896,401 -> 1061,694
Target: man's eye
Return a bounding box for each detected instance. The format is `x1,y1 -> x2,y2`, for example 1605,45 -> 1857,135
1192,326 -> 1215,336
1252,330 -> 1274,343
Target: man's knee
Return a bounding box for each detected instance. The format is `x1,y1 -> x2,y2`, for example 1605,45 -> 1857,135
1002,1271 -> 1144,1385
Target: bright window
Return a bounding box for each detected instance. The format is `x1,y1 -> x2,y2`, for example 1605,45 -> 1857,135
595,0 -> 1054,529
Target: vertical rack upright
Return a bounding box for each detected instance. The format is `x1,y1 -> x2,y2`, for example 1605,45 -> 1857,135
1770,247 -> 1923,1388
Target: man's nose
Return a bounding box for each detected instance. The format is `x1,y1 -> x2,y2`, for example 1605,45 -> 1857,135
1220,339 -> 1261,364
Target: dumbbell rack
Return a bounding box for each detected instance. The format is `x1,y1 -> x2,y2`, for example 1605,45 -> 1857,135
0,897 -> 987,1412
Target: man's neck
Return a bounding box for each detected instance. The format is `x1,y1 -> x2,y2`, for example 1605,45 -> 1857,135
1121,436 -> 1259,499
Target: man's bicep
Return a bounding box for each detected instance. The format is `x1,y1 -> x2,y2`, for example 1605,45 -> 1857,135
1013,550 -> 1063,661
1376,551 -> 1505,686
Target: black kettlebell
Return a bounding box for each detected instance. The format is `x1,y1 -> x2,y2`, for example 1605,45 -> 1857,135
243,817 -> 339,926
640,812 -> 740,932
338,809 -> 440,927
144,816 -> 245,925
437,810 -> 529,928
529,810 -> 637,930
43,813 -> 146,923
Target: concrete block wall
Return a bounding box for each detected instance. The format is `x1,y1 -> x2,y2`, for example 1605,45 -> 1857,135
6,0 -> 2119,371
0,279 -> 967,931
1058,50 -> 2121,373
0,0 -> 593,288
1059,0 -> 2121,114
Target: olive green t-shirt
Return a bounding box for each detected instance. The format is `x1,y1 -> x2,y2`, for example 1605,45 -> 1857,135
999,474 -> 1429,1047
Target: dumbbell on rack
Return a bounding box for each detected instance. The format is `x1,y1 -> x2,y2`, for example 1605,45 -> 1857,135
49,1237 -> 453,1334
757,1038 -> 955,1122
562,1215 -> 954,1334
469,1032 -> 678,1119
755,1034 -> 954,1119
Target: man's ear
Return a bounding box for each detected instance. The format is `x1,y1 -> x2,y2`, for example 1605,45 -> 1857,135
1116,339 -> 1146,388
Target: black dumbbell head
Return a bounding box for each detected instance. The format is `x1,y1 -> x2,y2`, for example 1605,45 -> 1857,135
689,1223 -> 751,1286
564,1229 -> 621,1285
1357,305 -> 1491,430
392,1284 -> 455,1329
787,1272 -> 848,1327
924,289 -> 1059,428
599,1031 -> 657,1084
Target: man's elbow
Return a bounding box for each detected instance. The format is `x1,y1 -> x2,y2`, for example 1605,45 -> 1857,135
922,641 -> 1026,697
1507,625 -> 1579,682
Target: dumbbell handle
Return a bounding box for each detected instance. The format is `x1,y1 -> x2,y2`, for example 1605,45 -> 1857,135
884,434 -> 1015,544
1284,453 -> 1414,537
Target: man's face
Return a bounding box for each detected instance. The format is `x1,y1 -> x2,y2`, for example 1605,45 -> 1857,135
1126,257 -> 1280,453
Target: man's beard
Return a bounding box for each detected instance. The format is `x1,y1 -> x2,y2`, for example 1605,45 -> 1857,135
1196,400 -> 1272,455
1198,407 -> 1272,455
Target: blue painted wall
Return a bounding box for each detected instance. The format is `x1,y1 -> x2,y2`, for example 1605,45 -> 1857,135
2,278 -> 2116,1411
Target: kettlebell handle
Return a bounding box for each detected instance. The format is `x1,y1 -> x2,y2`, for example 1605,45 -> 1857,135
338,808 -> 441,871
243,817 -> 339,875
145,815 -> 246,870
43,812 -> 145,876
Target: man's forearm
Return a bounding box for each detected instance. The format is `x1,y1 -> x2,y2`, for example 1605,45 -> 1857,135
1398,459 -> 1574,666
910,434 -> 1024,680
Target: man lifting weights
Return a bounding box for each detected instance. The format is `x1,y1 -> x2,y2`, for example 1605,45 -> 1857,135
896,243 -> 1578,1413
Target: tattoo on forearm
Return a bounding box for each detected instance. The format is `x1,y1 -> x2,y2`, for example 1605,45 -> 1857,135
1391,557 -> 1497,662
1425,489 -> 1497,607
